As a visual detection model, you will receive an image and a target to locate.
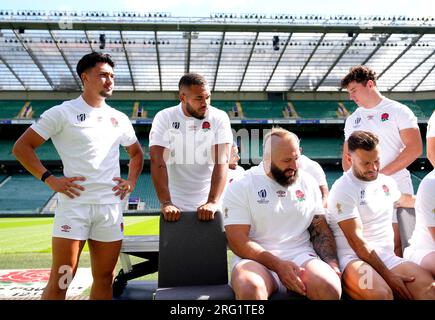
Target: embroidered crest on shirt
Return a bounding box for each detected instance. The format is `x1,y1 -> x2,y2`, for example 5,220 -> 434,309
276,190 -> 286,198
336,203 -> 343,214
295,190 -> 305,202
110,117 -> 119,127
202,121 -> 211,131
257,189 -> 269,204
381,113 -> 389,122
382,184 -> 390,196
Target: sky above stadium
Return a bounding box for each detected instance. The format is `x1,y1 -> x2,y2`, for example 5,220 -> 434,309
1,0 -> 434,17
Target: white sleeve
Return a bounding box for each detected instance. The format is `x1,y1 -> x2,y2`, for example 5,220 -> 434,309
427,112 -> 435,138
396,104 -> 418,130
309,176 -> 327,216
327,183 -> 359,223
416,178 -> 435,228
120,114 -> 137,147
149,110 -> 170,148
222,179 -> 251,226
30,106 -> 64,140
344,116 -> 352,141
214,111 -> 233,145
309,162 -> 328,187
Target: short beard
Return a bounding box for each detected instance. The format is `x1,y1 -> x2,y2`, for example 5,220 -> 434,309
186,102 -> 205,120
270,162 -> 297,187
99,90 -> 112,98
352,168 -> 378,181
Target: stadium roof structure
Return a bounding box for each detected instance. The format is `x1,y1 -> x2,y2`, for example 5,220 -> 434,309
0,10 -> 434,93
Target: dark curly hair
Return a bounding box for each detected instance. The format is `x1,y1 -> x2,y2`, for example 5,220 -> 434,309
341,65 -> 377,88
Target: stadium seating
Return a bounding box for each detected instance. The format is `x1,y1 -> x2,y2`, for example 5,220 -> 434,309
0,140 -> 15,161
412,100 -> 434,118
27,100 -> 64,117
0,173 -> 54,213
139,100 -> 178,118
401,100 -> 428,119
0,101 -> 26,119
241,101 -> 286,118
292,101 -> 339,119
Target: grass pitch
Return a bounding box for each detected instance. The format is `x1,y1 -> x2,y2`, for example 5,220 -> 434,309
0,216 -> 159,269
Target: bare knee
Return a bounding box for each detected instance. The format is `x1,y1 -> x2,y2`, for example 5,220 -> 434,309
234,279 -> 269,300
307,277 -> 342,300
92,269 -> 115,286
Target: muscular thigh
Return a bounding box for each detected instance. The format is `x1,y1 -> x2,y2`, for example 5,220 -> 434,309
342,260 -> 390,298
231,259 -> 277,295
391,261 -> 434,291
420,252 -> 435,277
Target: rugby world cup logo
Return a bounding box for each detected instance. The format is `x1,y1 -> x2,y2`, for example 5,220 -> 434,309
172,121 -> 180,129
257,189 -> 269,204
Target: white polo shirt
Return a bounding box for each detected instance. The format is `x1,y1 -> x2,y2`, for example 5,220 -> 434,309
31,96 -> 137,204
298,155 -> 328,187
407,170 -> 435,250
149,103 -> 233,211
227,165 -> 246,184
326,170 -> 401,256
427,111 -> 435,139
344,97 -> 418,181
223,163 -> 325,258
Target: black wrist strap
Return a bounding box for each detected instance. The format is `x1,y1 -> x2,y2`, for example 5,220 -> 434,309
41,170 -> 52,182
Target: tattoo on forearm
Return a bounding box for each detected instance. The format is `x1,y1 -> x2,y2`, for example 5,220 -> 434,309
308,215 -> 339,264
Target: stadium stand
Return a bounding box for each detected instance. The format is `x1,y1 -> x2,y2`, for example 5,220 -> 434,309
0,173 -> 54,213
0,101 -> 25,119
241,101 -> 285,118
292,101 -> 339,119
417,100 -> 435,118
27,100 -> 64,117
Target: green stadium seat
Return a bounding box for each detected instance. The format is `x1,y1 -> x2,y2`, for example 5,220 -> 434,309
241,101 -> 286,118
0,173 -> 54,213
401,100 -> 427,119
139,100 -> 178,118
0,101 -> 26,119
292,101 -> 339,119
414,100 -> 434,118
28,100 -> 64,117
0,140 -> 15,161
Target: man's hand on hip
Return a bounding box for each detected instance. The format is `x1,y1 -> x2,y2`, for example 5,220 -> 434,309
45,175 -> 86,199
112,177 -> 134,200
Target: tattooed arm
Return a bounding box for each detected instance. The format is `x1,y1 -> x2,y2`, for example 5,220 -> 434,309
308,215 -> 341,277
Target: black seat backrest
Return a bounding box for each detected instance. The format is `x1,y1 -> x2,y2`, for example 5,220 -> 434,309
157,211 -> 228,288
